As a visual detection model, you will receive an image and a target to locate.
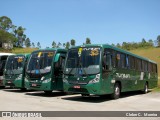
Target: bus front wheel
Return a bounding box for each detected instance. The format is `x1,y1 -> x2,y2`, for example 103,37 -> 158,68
142,83 -> 148,94
81,94 -> 90,97
111,83 -> 120,99
44,91 -> 52,94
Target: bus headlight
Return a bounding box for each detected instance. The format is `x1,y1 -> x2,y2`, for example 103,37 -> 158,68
16,74 -> 22,80
88,74 -> 100,84
42,78 -> 51,83
41,77 -> 45,81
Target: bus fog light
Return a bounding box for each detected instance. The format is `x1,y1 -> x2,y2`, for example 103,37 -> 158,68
16,74 -> 22,79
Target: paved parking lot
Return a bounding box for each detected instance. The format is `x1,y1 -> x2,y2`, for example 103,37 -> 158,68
0,88 -> 160,120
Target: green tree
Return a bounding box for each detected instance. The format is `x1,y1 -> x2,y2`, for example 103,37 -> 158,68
57,42 -> 62,48
37,42 -> 41,49
70,39 -> 76,47
52,41 -> 56,48
63,43 -> 66,48
25,38 -> 31,47
0,16 -> 12,31
111,43 -> 115,46
0,30 -> 16,46
86,38 -> 91,44
147,39 -> 154,47
141,38 -> 147,47
32,42 -> 35,48
116,43 -> 121,48
16,26 -> 26,47
65,42 -> 70,49
157,35 -> 160,47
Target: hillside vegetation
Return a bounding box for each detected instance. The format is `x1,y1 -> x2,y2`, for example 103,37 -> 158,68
130,47 -> 160,87
0,48 -> 38,54
129,47 -> 160,76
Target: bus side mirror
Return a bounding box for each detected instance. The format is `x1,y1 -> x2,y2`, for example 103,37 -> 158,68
54,53 -> 60,63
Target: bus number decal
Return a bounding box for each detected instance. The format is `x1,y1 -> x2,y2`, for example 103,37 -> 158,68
90,49 -> 99,56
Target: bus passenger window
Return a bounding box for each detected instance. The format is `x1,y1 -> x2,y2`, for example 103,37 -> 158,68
116,53 -> 121,68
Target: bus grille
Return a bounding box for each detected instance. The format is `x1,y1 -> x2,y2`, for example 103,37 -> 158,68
68,88 -> 88,93
68,81 -> 88,85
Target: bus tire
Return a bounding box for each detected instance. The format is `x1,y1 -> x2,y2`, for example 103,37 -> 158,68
142,83 -> 148,94
0,86 -> 5,89
20,88 -> 27,91
81,94 -> 90,97
111,83 -> 120,99
44,91 -> 52,94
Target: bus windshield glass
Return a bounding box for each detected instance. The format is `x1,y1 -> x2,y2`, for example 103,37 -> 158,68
26,51 -> 55,74
65,47 -> 101,75
5,55 -> 25,74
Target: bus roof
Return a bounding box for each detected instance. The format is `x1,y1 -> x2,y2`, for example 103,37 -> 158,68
70,44 -> 157,64
8,53 -> 30,57
0,53 -> 15,56
31,48 -> 67,53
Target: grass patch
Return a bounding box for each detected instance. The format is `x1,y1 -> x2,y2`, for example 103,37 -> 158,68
153,87 -> 160,92
152,79 -> 160,92
12,48 -> 38,54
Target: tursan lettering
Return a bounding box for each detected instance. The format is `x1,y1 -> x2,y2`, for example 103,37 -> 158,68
116,73 -> 131,79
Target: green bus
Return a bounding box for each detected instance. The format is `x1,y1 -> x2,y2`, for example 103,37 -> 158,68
25,48 -> 67,94
3,54 -> 30,90
0,53 -> 15,88
63,44 -> 158,99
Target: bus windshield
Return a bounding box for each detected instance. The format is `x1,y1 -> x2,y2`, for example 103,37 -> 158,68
26,51 -> 55,74
65,47 -> 101,75
5,55 -> 25,75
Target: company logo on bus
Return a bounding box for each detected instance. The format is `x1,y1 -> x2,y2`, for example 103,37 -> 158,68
116,73 -> 131,79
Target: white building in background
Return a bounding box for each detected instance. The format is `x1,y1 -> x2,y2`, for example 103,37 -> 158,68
2,42 -> 13,49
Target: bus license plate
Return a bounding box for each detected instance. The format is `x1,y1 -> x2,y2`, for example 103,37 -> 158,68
73,86 -> 80,89
8,81 -> 11,83
32,84 -> 37,86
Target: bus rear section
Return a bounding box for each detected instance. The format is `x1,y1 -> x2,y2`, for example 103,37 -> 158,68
3,54 -> 29,90
63,44 -> 158,99
25,48 -> 67,93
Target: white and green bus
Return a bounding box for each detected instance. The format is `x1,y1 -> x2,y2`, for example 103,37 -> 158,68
0,53 -> 15,88
63,44 -> 158,99
25,48 -> 67,94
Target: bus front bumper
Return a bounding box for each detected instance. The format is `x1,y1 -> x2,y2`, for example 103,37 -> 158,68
64,83 -> 101,95
25,80 -> 52,91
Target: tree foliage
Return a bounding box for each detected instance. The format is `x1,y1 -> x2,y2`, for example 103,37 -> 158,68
65,42 -> 70,49
25,38 -> 31,47
0,16 -> 30,49
37,42 -> 41,49
0,16 -> 12,31
157,35 -> 160,47
115,39 -> 154,50
70,39 -> 76,46
86,37 -> 91,44
52,41 -> 56,48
